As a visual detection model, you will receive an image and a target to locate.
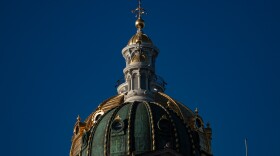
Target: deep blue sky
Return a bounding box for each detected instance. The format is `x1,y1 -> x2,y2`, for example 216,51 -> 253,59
1,0 -> 280,155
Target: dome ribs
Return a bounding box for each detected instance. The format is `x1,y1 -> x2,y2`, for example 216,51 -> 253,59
85,109 -> 114,156
104,104 -> 125,156
84,95 -> 124,129
157,92 -> 185,121
127,102 -> 138,155
143,101 -> 156,151
73,94 -> 211,156
168,107 -> 194,156
151,102 -> 180,152
89,108 -> 116,156
75,100 -> 207,156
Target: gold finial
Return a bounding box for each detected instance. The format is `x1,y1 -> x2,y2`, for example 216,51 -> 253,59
132,0 -> 146,19
77,115 -> 81,122
114,115 -> 121,121
195,108 -> 199,115
132,0 -> 146,30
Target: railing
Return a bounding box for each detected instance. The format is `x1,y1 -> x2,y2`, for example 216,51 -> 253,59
115,75 -> 167,90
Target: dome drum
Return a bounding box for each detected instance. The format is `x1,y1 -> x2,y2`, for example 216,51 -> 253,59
116,75 -> 165,95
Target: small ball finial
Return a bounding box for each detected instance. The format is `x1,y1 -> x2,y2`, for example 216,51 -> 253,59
135,18 -> 145,29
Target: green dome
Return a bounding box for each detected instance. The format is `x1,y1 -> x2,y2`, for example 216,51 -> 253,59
70,93 -> 212,156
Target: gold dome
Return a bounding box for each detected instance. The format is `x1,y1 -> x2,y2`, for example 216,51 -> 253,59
127,18 -> 153,45
127,31 -> 153,45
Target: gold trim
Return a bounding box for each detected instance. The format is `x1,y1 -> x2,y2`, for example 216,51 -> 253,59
144,101 -> 156,151
84,94 -> 124,130
127,103 -> 135,155
104,105 -> 124,156
158,92 -> 185,120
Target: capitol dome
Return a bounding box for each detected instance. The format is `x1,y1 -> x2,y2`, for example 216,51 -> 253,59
70,1 -> 213,156
70,93 -> 212,156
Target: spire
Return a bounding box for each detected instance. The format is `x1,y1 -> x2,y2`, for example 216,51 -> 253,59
128,0 -> 152,46
132,0 -> 146,30
132,0 -> 146,19
116,0 -> 166,102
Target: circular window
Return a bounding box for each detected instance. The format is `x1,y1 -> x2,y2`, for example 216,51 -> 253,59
111,120 -> 124,132
92,111 -> 104,123
95,114 -> 101,121
157,118 -> 171,132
